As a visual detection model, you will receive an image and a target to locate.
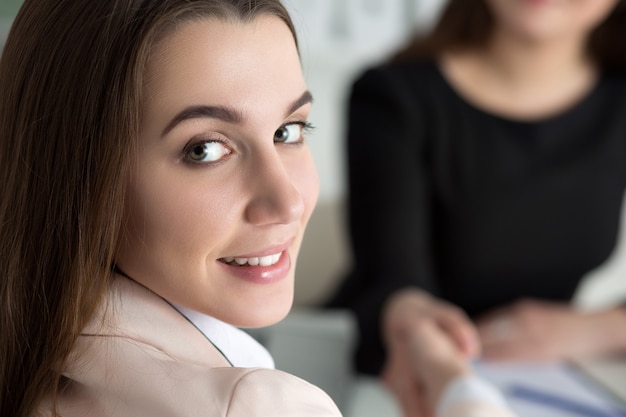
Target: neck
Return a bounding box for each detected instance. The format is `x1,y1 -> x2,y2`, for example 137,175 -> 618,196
440,27 -> 600,120
479,28 -> 595,92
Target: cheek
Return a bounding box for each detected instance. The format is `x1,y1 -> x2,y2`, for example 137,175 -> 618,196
125,166 -> 237,260
156,183 -> 237,246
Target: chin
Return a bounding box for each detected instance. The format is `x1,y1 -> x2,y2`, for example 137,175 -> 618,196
224,291 -> 294,329
245,305 -> 292,328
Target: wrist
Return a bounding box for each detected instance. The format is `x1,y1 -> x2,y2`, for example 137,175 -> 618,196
427,361 -> 470,411
604,307 -> 626,351
584,307 -> 626,354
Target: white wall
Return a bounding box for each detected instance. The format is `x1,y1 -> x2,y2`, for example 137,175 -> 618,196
0,18 -> 11,49
284,0 -> 447,202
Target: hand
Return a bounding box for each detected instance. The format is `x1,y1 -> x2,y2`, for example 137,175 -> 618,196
383,337 -> 430,417
383,317 -> 470,417
477,299 -> 626,361
383,288 -> 481,359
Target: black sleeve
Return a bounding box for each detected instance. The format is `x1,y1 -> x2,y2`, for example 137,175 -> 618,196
332,66 -> 441,375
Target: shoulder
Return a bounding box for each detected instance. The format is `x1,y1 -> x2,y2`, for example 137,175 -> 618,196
600,72 -> 626,103
50,277 -> 343,416
348,59 -> 449,120
575,71 -> 626,130
351,59 -> 441,95
54,362 -> 342,417
220,368 -> 342,417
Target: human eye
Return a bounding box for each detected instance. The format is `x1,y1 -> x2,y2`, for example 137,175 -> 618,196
274,121 -> 315,144
183,139 -> 231,164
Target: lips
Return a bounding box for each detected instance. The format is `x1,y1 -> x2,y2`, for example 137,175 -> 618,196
219,252 -> 282,267
218,248 -> 292,285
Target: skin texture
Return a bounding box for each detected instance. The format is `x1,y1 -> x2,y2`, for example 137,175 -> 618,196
115,15 -> 319,329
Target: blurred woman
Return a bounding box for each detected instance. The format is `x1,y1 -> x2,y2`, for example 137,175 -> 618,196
329,0 -> 626,376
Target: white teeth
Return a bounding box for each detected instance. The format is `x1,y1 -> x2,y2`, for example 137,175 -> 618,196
223,252 -> 282,267
259,255 -> 273,266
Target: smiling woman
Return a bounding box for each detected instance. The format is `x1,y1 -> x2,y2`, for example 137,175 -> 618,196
0,1 -> 336,416
115,15 -> 319,330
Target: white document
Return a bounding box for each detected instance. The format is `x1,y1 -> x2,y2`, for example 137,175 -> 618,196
571,356 -> 626,406
474,360 -> 626,417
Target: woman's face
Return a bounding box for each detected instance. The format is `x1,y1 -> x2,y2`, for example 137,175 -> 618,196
485,0 -> 619,43
116,15 -> 318,328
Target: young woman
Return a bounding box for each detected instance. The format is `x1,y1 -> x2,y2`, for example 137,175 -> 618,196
329,0 -> 626,378
0,0 -> 335,415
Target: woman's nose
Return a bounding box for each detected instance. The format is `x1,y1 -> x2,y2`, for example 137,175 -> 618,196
244,152 -> 305,226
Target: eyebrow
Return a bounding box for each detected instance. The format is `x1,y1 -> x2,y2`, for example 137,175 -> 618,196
161,90 -> 314,137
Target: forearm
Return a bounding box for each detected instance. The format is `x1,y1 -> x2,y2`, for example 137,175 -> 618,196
584,306 -> 626,354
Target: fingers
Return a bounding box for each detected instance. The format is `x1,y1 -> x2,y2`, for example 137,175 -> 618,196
383,288 -> 481,358
476,304 -> 534,360
408,319 -> 457,359
478,316 -> 516,345
383,339 -> 432,417
476,300 -> 574,361
434,303 -> 482,358
407,319 -> 469,375
404,319 -> 470,412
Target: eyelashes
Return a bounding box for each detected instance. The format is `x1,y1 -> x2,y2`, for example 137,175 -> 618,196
181,120 -> 315,166
274,121 -> 315,144
184,140 -> 232,164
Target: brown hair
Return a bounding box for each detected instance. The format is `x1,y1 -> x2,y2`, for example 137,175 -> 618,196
392,0 -> 626,73
0,1 -> 297,416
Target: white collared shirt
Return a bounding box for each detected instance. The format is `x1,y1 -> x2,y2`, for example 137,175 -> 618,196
173,304 -> 275,369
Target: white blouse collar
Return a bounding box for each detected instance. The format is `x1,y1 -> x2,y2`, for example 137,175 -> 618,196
172,303 -> 275,369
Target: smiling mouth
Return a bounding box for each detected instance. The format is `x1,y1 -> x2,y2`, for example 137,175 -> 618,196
219,252 -> 283,267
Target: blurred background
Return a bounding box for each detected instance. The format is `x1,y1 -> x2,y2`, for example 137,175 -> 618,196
0,0 -> 21,47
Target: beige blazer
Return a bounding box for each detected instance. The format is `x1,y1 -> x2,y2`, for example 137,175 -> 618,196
40,276 -> 342,416
38,276 -> 515,417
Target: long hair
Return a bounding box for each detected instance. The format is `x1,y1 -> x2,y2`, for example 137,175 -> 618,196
0,1 -> 297,416
392,0 -> 626,73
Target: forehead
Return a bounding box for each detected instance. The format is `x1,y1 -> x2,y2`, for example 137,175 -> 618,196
142,15 -> 304,115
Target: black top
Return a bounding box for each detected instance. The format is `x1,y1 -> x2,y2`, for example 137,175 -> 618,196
327,61 -> 626,375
